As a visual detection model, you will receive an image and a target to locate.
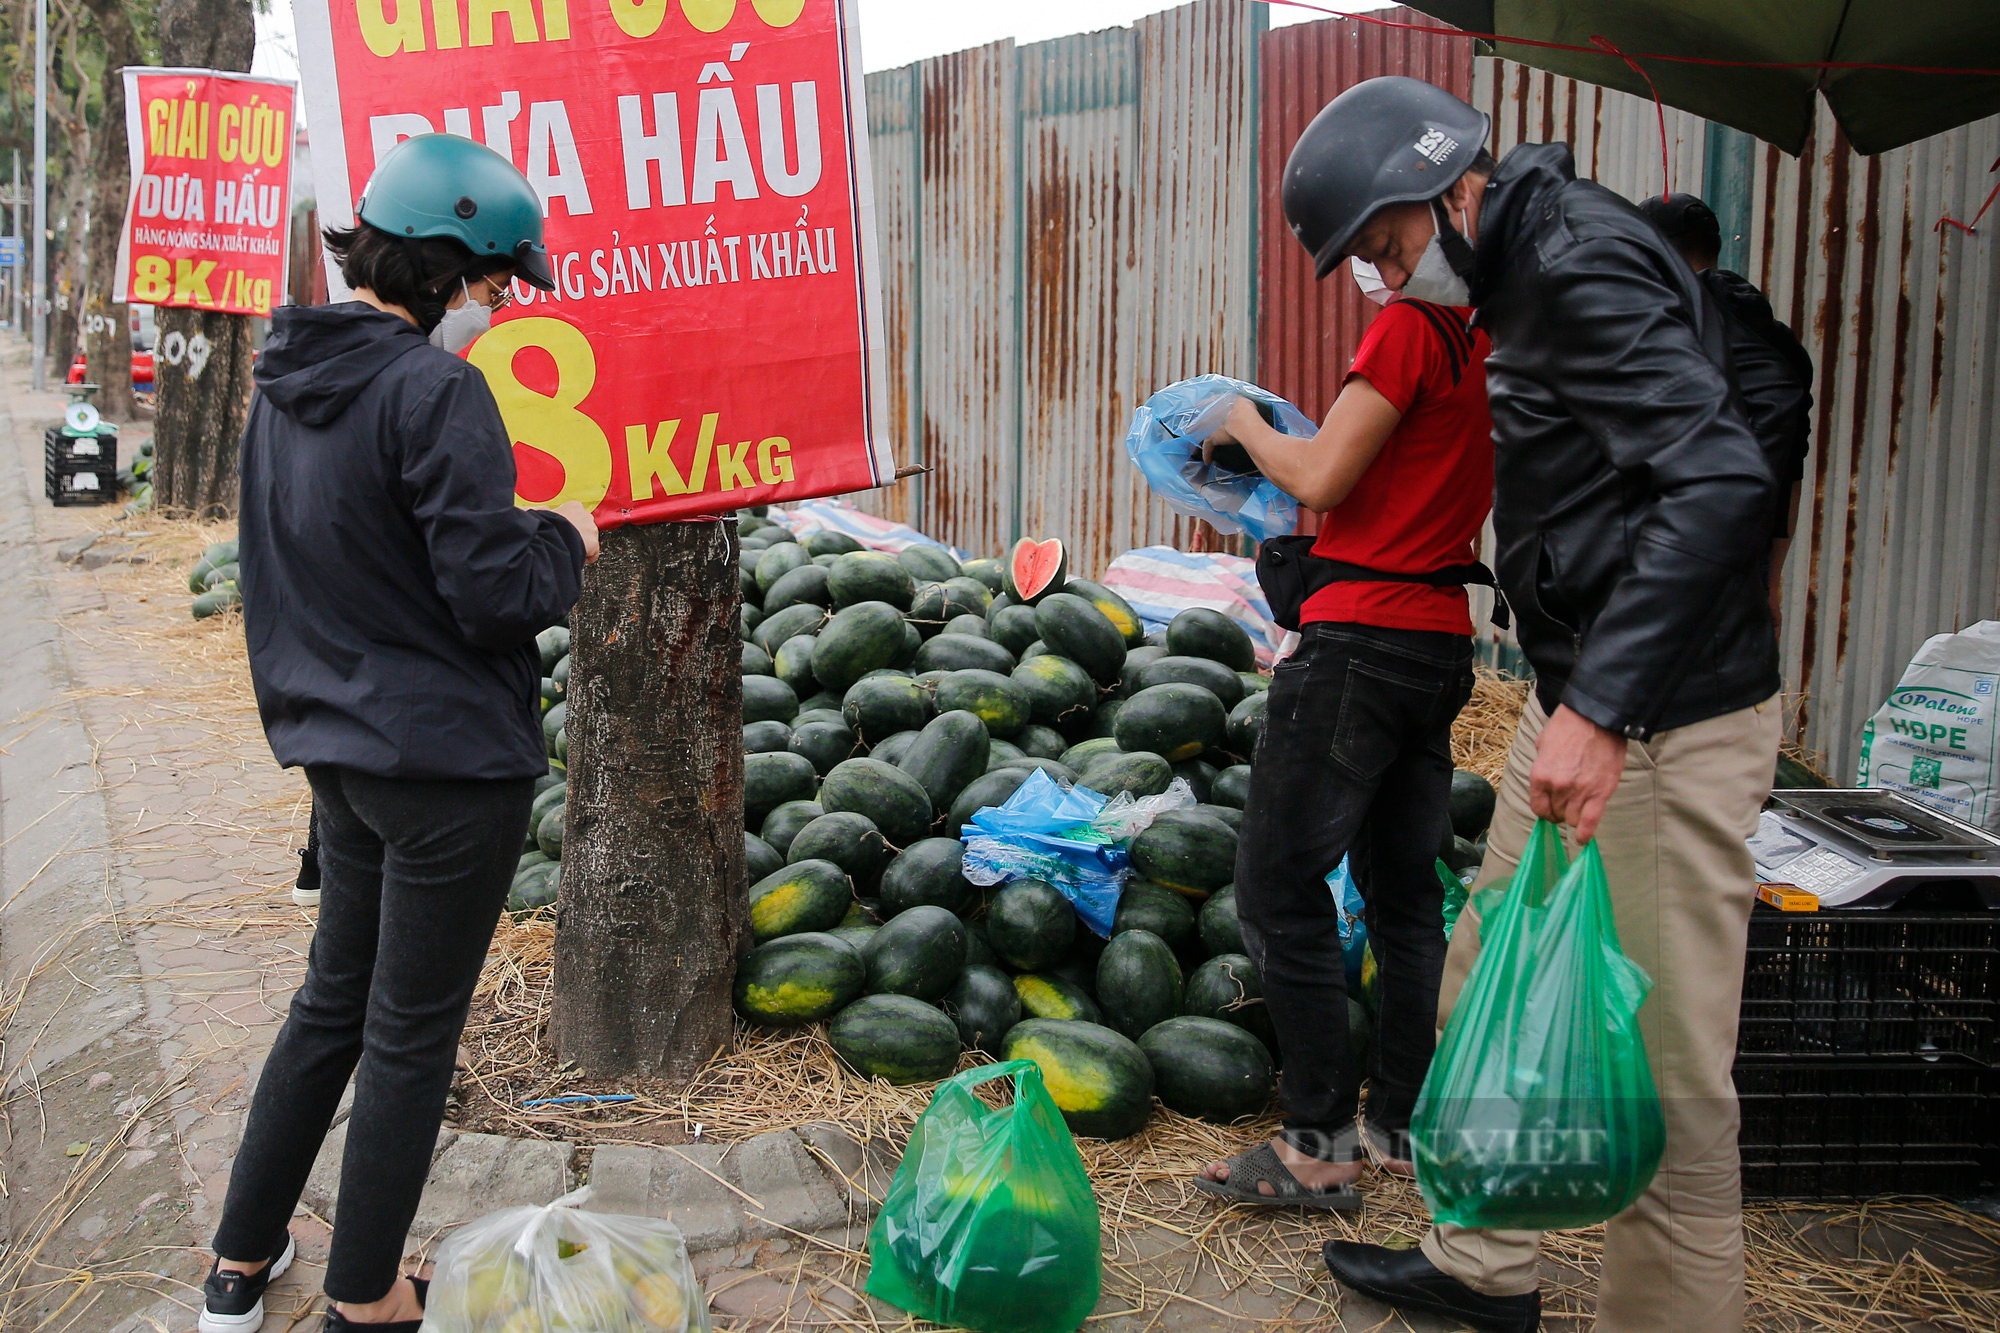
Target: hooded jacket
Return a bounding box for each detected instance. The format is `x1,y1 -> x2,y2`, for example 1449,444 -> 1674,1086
1701,267 -> 1814,536
238,302 -> 585,779
1470,144 -> 1780,739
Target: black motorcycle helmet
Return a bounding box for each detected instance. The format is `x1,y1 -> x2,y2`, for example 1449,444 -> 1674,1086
1282,76 -> 1491,279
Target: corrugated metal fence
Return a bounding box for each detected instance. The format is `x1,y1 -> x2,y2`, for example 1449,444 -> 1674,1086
859,0 -> 1261,576
861,8 -> 2000,774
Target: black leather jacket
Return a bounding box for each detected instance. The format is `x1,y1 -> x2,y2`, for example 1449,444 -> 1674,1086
1471,144 -> 1780,740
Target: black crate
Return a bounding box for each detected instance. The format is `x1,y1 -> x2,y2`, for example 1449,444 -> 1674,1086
44,426 -> 118,506
1735,1059 -> 2000,1198
1739,907 -> 1998,1064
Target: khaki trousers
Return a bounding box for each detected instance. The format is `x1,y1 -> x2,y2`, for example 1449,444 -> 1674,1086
1419,693 -> 1782,1333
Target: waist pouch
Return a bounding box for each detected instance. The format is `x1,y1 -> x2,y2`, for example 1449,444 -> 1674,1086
1255,534 -> 1510,633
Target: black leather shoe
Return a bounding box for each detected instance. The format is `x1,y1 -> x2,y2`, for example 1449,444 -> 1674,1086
1322,1239 -> 1540,1333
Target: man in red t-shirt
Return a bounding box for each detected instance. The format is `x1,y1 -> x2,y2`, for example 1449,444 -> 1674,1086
1192,279 -> 1493,1210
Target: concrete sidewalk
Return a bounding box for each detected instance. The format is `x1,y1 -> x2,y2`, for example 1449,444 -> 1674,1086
0,345 -> 320,1330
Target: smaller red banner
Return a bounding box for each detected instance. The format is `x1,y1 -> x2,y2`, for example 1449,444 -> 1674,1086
115,68 -> 298,317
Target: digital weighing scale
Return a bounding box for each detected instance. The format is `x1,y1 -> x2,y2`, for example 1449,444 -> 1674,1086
1749,789 -> 2000,908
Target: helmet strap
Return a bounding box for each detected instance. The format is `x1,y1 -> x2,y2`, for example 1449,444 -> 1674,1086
1430,197 -> 1478,282
398,235 -> 473,333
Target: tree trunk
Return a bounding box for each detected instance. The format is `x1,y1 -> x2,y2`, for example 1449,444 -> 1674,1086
80,0 -> 144,422
152,0 -> 254,516
151,308 -> 255,516
551,521 -> 747,1080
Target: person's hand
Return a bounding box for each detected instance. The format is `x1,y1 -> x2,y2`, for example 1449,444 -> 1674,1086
1528,705 -> 1627,843
1200,396 -> 1262,463
555,500 -> 600,564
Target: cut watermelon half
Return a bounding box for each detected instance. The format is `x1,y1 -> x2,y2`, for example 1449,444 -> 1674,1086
1004,537 -> 1069,605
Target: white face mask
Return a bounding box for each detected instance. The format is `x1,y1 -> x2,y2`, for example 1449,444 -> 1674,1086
1398,202 -> 1474,306
1350,258 -> 1395,307
430,279 -> 492,354
1399,232 -> 1472,306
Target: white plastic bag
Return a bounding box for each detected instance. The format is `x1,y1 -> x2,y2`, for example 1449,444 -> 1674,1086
1088,779 -> 1197,842
419,1186 -> 709,1333
1856,620 -> 2000,832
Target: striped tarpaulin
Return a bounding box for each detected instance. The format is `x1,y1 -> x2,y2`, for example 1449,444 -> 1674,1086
1099,545 -> 1283,667
767,499 -> 971,561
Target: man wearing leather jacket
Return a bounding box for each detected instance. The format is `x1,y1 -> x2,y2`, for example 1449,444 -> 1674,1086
1284,78 -> 1785,1333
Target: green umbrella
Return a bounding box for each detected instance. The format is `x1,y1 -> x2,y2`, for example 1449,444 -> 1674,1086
1402,2 -> 2000,154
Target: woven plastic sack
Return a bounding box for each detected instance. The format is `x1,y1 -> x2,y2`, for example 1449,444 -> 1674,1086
1123,375 -> 1309,542
418,1187 -> 709,1333
867,1060 -> 1101,1333
1410,821 -> 1665,1230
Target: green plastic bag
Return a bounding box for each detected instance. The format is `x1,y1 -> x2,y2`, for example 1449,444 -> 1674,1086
1435,856 -> 1471,939
866,1060 -> 1100,1333
1410,820 -> 1665,1230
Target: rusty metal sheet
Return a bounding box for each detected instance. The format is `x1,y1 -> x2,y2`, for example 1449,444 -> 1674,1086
1124,0 -> 1264,559
1473,58 -> 1707,205
915,41 -> 1019,561
1750,105 -> 2000,780
856,66 -> 920,527
1015,28 -> 1140,579
851,1 -> 1260,574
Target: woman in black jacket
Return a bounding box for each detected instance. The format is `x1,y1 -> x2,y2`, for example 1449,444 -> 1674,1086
198,134 -> 597,1333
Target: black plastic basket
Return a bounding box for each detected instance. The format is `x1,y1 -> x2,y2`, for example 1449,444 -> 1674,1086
1735,1059 -> 2000,1198
1739,907 -> 1998,1064
44,426 -> 118,505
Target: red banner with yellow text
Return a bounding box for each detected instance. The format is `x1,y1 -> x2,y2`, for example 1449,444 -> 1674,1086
115,68 -> 298,317
294,0 -> 891,527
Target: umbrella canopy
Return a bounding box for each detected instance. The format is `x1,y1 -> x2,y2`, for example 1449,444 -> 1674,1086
1403,2 -> 2000,155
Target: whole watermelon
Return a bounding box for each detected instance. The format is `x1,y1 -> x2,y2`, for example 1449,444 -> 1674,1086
1003,1019 -> 1155,1139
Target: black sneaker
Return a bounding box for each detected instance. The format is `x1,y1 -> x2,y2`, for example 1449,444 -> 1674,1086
292,822 -> 321,908
320,1275 -> 427,1332
199,1232 -> 296,1333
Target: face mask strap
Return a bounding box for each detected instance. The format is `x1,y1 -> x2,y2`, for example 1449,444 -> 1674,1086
1430,197 -> 1478,282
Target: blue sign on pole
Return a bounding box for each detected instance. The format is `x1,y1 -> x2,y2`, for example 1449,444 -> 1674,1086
0,237 -> 21,268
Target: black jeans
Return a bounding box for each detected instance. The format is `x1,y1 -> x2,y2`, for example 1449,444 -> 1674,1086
1236,622 -> 1473,1161
213,767 -> 533,1302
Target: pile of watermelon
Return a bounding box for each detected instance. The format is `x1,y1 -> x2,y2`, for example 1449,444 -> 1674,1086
510,507 -> 1504,1142
510,624 -> 574,912
188,539 -> 242,618
730,515 -> 1306,1139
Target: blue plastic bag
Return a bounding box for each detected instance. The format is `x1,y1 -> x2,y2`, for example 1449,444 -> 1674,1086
961,771 -> 1129,936
1123,375 -> 1312,542
1327,856 -> 1369,995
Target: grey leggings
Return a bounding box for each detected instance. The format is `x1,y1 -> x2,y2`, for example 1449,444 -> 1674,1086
212,766 -> 533,1302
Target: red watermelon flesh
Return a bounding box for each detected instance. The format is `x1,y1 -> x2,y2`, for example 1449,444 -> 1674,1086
1005,538 -> 1069,605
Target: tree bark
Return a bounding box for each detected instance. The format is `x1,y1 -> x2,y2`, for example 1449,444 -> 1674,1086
551,521 -> 748,1081
80,0 -> 143,421
152,0 -> 254,516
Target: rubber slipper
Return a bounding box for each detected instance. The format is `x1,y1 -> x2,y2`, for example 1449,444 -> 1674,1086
1190,1141 -> 1362,1211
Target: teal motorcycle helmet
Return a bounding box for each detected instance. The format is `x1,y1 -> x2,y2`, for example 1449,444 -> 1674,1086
356,133 -> 556,293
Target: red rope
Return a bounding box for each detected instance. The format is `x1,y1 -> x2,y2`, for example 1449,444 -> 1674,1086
1588,34 -> 1673,196
1936,157 -> 2000,235
1256,1 -> 2000,77
1258,1 -> 2000,233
